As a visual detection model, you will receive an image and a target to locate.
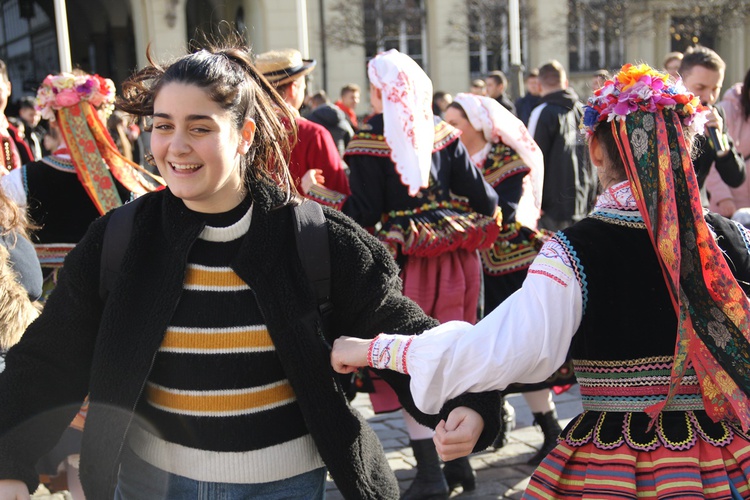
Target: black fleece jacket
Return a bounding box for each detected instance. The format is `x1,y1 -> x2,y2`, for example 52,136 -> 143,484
530,88 -> 594,223
0,180 -> 500,499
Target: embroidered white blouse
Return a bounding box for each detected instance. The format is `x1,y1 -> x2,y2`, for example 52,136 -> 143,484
376,181 -> 639,414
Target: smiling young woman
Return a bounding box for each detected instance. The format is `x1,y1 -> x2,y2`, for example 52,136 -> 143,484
0,39 -> 502,500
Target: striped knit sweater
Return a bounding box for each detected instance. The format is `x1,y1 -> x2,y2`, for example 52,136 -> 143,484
129,200 -> 324,483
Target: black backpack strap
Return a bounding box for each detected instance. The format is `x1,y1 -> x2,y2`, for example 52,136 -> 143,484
99,196 -> 146,302
292,200 -> 333,340
292,200 -> 360,401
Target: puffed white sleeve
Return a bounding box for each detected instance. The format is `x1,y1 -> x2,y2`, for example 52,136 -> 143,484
1,168 -> 27,208
404,238 -> 583,414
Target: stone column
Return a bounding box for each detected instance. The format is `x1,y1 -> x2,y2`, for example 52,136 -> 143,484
526,0 -> 568,69
719,22 -> 747,88
426,0 -> 469,95
130,0 -> 189,68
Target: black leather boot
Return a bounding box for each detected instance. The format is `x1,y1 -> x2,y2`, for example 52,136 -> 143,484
401,439 -> 449,500
527,410 -> 563,466
442,456 -> 476,493
492,399 -> 516,449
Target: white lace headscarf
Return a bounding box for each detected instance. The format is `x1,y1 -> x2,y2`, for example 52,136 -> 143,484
453,92 -> 544,228
368,50 -> 434,196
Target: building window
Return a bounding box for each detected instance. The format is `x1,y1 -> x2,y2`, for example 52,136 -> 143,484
462,0 -> 532,80
363,0 -> 426,69
467,2 -> 503,79
568,0 -> 625,72
669,16 -> 717,53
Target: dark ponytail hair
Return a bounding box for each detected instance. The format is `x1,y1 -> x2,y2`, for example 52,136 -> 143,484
118,38 -> 297,195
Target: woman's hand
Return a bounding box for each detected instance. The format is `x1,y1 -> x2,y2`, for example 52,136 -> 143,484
300,168 -> 325,194
331,336 -> 370,374
433,407 -> 484,461
0,480 -> 29,500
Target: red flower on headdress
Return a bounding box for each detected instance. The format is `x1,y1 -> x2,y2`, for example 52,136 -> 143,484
55,90 -> 80,107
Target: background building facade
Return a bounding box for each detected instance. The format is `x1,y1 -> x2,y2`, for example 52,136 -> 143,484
1,0 -> 749,114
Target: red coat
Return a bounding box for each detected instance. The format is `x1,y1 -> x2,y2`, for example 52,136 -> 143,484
289,117 -> 351,196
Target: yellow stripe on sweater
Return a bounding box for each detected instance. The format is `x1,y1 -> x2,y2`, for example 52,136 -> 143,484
160,326 -> 275,353
184,265 -> 249,290
146,381 -> 296,416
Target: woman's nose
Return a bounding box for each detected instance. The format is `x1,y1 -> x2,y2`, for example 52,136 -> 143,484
168,131 -> 191,154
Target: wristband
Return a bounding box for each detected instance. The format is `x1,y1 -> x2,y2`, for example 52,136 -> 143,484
368,333 -> 412,374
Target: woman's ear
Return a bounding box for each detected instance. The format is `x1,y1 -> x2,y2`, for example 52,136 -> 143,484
238,119 -> 256,155
588,134 -> 605,168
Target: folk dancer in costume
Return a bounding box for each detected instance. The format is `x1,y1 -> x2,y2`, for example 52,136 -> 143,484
1,72 -> 163,297
445,93 -> 576,465
254,49 -> 351,197
332,64 -> 750,499
0,72 -> 163,498
0,59 -> 33,175
310,50 -> 500,499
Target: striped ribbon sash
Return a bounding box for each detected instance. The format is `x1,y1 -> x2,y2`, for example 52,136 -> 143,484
575,356 -> 704,413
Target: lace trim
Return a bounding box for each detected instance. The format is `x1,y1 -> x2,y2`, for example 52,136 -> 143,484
589,211 -> 646,228
40,154 -> 76,173
552,232 -> 588,314
562,410 -> 742,451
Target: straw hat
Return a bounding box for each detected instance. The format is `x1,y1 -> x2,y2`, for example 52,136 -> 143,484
255,49 -> 316,86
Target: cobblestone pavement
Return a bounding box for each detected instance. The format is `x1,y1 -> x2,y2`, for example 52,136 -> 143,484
326,386 -> 583,499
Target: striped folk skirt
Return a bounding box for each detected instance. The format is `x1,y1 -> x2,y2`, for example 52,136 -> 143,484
524,410 -> 750,499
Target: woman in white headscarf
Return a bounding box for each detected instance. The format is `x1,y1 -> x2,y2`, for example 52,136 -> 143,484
308,50 -> 501,499
445,94 -> 575,465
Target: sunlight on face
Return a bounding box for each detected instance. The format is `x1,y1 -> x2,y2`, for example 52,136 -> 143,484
682,65 -> 724,106
443,107 -> 474,137
150,82 -> 245,214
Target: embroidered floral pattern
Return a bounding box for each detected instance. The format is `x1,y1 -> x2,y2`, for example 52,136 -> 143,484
615,105 -> 750,432
631,128 -> 648,158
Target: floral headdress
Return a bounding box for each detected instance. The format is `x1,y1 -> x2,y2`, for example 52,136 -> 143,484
591,64 -> 750,432
581,63 -> 707,137
35,72 -> 116,122
34,72 -> 163,215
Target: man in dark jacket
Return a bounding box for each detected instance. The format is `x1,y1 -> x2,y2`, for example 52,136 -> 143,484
514,68 -> 541,125
306,90 -> 354,158
485,70 -> 517,116
528,60 -> 594,231
679,45 -> 745,208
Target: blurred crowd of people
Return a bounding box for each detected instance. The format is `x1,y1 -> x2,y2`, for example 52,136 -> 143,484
0,28 -> 747,500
